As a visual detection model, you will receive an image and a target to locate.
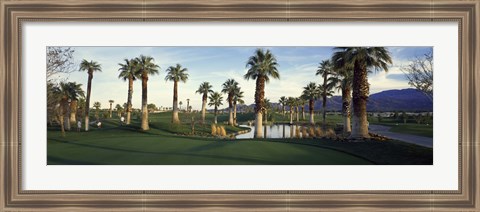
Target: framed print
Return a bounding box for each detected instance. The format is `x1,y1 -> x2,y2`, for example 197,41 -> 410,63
1,0 -> 479,211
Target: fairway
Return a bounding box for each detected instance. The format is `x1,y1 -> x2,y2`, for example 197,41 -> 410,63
47,112 -> 433,165
47,128 -> 372,165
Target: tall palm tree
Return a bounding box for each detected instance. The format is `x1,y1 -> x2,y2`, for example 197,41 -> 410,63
232,87 -> 244,126
58,82 -> 73,131
118,58 -> 138,125
108,100 -> 114,118
302,82 -> 321,124
244,48 -> 280,138
333,47 -> 392,139
221,79 -> 239,126
286,97 -> 296,124
79,59 -> 102,131
208,92 -> 223,124
195,82 -> 213,124
278,96 -> 287,116
331,50 -> 354,134
316,60 -> 336,129
135,55 -> 160,130
165,64 -> 189,124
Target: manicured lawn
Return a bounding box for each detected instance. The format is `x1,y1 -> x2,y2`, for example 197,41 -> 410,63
47,112 -> 432,165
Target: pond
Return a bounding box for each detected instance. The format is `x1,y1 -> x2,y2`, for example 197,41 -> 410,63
235,124 -> 307,139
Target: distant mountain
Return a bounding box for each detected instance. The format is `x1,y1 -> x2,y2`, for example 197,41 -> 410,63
237,88 -> 432,112
321,88 -> 433,112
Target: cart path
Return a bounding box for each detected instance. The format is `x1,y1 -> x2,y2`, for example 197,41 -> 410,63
369,125 -> 433,148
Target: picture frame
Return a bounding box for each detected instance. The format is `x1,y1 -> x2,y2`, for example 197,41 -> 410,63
1,0 -> 478,211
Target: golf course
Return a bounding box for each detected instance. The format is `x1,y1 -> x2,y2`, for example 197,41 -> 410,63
47,46 -> 434,165
47,112 -> 432,165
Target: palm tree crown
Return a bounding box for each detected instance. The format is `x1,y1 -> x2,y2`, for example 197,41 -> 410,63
118,59 -> 138,81
79,59 -> 102,74
196,82 -> 213,100
165,64 -> 189,83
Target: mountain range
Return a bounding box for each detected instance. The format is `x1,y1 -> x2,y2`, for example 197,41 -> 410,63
238,88 -> 433,112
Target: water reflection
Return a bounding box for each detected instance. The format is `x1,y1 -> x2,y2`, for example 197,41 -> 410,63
236,124 -> 308,139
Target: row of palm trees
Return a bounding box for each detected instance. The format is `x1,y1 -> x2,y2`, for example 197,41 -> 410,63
251,48 -> 391,139
67,47 -> 391,140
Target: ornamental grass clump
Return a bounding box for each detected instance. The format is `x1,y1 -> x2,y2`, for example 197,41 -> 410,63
326,128 -> 336,139
211,124 -> 217,136
308,126 -> 315,138
220,126 -> 227,137
315,127 -> 323,138
295,126 -> 301,139
301,127 -> 308,139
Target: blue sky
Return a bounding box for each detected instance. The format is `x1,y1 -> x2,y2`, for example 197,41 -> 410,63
54,46 -> 432,110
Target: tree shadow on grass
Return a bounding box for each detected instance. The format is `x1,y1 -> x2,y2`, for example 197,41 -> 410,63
48,139 -> 274,165
47,155 -> 100,165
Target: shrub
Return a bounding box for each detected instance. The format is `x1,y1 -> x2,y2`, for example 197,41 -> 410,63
220,126 -> 227,137
326,128 -> 336,139
211,124 -> 217,136
315,127 -> 323,137
301,127 -> 308,139
217,126 -> 222,136
295,126 -> 301,139
308,126 -> 315,138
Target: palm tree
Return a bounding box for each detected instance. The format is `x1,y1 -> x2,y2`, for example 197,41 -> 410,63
165,64 -> 189,124
332,50 -> 354,134
208,92 -> 223,124
93,101 -> 101,121
186,99 -> 190,113
108,100 -> 114,118
58,82 -> 75,131
294,97 -> 300,122
221,79 -> 239,126
232,86 -> 244,126
299,98 -> 307,120
244,48 -> 280,138
286,97 -> 296,124
118,58 -> 138,125
263,98 -> 271,124
333,47 -> 392,139
278,96 -> 287,116
61,82 -> 85,129
115,104 -> 123,117
79,59 -> 102,131
195,82 -> 213,124
316,60 -> 337,129
302,82 -> 321,124
135,55 -> 160,130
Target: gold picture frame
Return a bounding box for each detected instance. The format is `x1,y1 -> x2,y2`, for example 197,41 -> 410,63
1,0 -> 478,211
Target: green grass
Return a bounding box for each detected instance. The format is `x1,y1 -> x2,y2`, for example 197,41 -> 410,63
368,117 -> 433,138
47,111 -> 432,165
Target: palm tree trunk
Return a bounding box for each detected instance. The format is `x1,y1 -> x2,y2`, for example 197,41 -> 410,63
214,106 -> 218,124
228,96 -> 233,126
201,94 -> 207,124
296,106 -> 299,122
289,108 -> 293,124
84,72 -> 93,131
141,74 -> 149,130
322,95 -> 327,129
109,103 -> 112,118
70,99 -> 77,126
309,99 -> 315,124
233,101 -> 237,125
342,87 -> 352,134
126,76 -> 133,125
282,106 -> 285,116
264,110 -> 268,124
350,63 -> 370,139
254,77 -> 265,138
302,106 -> 305,120
61,97 -> 70,131
172,81 -> 180,124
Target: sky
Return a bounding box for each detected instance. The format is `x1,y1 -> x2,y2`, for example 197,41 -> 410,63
52,46 -> 432,110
